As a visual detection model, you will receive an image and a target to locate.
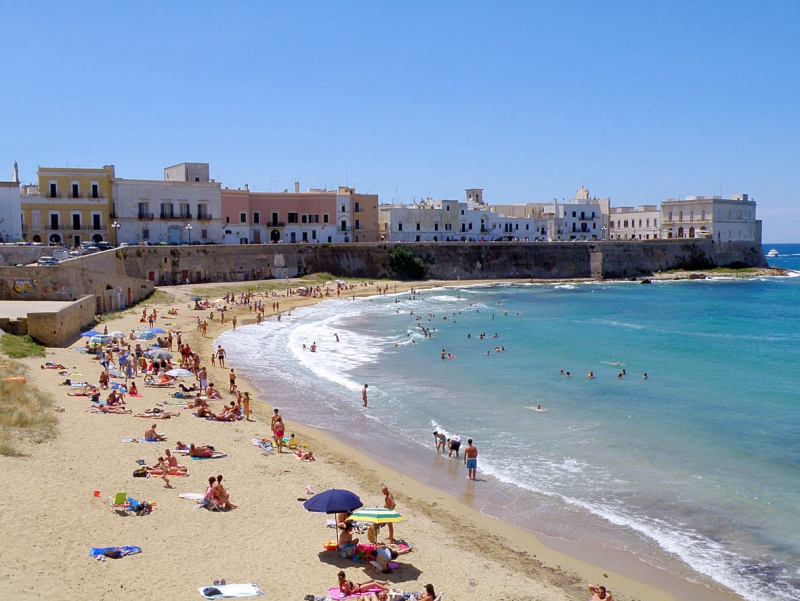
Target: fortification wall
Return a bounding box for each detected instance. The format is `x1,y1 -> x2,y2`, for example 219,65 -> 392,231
0,249 -> 154,310
115,240 -> 766,283
0,246 -> 51,266
27,295 -> 96,347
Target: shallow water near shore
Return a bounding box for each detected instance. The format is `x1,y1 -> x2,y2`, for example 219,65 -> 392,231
219,246 -> 800,601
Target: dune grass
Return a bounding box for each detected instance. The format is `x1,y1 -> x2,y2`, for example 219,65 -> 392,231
0,359 -> 57,456
0,334 -> 46,359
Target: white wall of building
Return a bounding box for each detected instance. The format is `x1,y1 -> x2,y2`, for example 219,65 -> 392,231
0,182 -> 23,241
113,179 -> 223,245
609,205 -> 660,240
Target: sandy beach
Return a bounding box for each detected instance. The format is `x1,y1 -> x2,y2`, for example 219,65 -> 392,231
0,277 -> 743,601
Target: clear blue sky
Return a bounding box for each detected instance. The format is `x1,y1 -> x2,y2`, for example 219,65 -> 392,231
3,1 -> 798,241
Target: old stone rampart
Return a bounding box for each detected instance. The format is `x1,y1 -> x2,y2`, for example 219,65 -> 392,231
27,295 -> 96,347
115,240 -> 766,283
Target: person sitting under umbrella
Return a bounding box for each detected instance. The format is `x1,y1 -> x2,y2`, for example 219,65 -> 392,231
338,522 -> 360,557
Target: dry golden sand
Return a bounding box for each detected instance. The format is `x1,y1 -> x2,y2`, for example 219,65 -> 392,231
0,278 -> 742,601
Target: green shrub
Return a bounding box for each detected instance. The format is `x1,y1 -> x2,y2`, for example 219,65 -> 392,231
389,247 -> 426,280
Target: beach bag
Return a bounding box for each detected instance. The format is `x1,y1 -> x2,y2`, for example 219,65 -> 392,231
103,549 -> 123,559
133,467 -> 148,478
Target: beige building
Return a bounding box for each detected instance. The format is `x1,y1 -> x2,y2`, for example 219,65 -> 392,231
609,205 -> 660,240
661,194 -> 760,242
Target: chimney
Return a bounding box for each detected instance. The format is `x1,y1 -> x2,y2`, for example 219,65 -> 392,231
294,181 -> 300,193
244,183 -> 249,191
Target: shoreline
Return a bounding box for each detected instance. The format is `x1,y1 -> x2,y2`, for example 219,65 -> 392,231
0,276 -> 744,600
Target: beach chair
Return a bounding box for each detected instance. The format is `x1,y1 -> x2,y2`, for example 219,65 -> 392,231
109,491 -> 129,512
283,436 -> 302,450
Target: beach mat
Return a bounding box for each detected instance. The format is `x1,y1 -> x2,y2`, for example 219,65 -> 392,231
123,438 -> 160,444
198,582 -> 264,598
327,587 -> 383,599
191,453 -> 227,460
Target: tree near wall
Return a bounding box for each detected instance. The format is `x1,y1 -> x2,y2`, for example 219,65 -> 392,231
389,246 -> 425,280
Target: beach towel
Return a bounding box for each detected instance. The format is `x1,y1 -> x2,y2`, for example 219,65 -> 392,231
179,493 -> 205,501
123,438 -> 161,444
327,586 -> 383,599
198,583 -> 264,598
89,546 -> 141,558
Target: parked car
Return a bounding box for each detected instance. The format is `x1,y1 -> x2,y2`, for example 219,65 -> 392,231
83,246 -> 100,254
96,242 -> 114,251
118,242 -> 129,248
37,257 -> 59,266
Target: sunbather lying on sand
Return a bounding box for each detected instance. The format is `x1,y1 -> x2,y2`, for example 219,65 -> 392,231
189,443 -> 216,458
41,363 -> 67,370
95,405 -> 132,414
134,411 -> 179,419
336,572 -> 389,596
297,450 -> 316,461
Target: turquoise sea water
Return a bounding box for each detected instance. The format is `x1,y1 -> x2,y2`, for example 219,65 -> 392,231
218,244 -> 800,600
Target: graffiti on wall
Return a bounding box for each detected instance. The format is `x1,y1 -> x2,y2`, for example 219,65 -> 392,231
13,278 -> 38,294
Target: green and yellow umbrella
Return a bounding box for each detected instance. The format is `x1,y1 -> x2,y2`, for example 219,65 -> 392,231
349,507 -> 405,524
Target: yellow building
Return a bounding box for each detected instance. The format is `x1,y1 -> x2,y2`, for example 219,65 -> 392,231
21,165 -> 115,246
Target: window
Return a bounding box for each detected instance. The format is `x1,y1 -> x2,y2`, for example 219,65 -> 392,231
226,216 -> 230,223
240,212 -> 247,223
355,202 -> 360,212
341,205 -> 345,213
301,215 -> 307,224
654,219 -> 658,227
72,214 -> 81,229
288,212 -> 298,224
701,210 -> 705,220
355,219 -> 360,230
202,229 -> 208,239
91,183 -> 99,198
72,182 -> 79,198
323,214 -> 329,224
572,211 -> 576,218
180,203 -> 190,218
415,235 -> 420,242
312,230 -> 316,240
161,202 -> 173,218
271,212 -> 279,225
461,209 -> 465,215
416,223 -> 421,231
341,220 -> 347,231
468,223 -> 473,230
646,219 -> 650,227
446,205 -> 450,211
253,212 -> 260,224
142,229 -> 150,239
434,223 -> 439,231
138,202 -> 149,218
309,214 -> 319,223
398,223 -> 403,231
93,214 -> 101,230
49,182 -> 57,198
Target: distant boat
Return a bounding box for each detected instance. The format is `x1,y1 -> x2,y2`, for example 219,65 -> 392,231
767,249 -> 779,257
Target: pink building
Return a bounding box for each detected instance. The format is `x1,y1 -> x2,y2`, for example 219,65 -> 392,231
220,184 -> 379,244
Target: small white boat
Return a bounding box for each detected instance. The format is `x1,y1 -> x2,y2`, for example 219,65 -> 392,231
767,249 -> 779,257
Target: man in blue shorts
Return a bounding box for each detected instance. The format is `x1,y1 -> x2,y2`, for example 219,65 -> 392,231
464,438 -> 478,480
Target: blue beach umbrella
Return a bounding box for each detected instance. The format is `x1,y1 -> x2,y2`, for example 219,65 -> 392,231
303,489 -> 363,515
136,331 -> 156,341
90,335 -> 111,344
148,328 -> 167,334
82,330 -> 101,337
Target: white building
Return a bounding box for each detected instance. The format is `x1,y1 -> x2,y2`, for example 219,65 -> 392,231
113,163 -> 223,245
660,194 -> 760,242
0,161 -> 23,241
379,199 -> 461,242
609,205 -> 660,240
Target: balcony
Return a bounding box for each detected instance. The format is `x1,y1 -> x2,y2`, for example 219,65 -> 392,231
337,226 -> 352,232
268,221 -> 286,228
138,212 -> 154,220
197,214 -> 212,221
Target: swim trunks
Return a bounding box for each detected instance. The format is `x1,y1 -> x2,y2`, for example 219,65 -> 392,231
466,458 -> 477,469
450,440 -> 461,450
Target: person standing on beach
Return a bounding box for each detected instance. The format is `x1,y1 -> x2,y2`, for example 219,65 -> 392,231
464,439 -> 478,480
242,392 -> 251,421
433,431 -> 446,452
229,368 -> 237,393
382,486 -> 397,543
217,345 -> 226,368
362,384 -> 369,407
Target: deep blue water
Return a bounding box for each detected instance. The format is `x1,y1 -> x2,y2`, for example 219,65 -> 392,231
219,244 -> 800,600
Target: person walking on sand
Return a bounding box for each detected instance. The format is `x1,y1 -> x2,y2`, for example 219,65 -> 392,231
464,438 -> 478,480
155,456 -> 172,488
382,486 -> 397,542
362,384 -> 368,408
217,345 -> 226,368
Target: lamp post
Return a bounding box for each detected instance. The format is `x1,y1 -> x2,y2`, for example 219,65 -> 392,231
111,221 -> 121,246
600,226 -> 607,241
185,223 -> 193,245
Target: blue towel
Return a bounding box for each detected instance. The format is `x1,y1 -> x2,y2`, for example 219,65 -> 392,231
89,546 -> 141,557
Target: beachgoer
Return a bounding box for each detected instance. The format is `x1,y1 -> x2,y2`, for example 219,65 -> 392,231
164,449 -> 187,472
418,584 -> 437,601
336,571 -> 389,596
587,370 -> 595,379
213,474 -> 237,509
362,384 -> 368,408
433,430 -> 446,452
243,392 -> 251,421
144,424 -> 166,441
448,434 -> 461,458
216,345 -> 226,368
464,438 -> 478,480
202,476 -> 217,509
643,372 -> 648,380
154,456 -> 171,487
189,443 -> 214,458
198,366 -> 207,393
382,486 -> 397,542
273,417 -> 285,452
338,522 -> 360,550
588,584 -> 613,600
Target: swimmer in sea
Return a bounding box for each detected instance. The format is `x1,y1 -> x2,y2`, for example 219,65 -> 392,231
643,372 -> 648,380
587,371 -> 595,379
